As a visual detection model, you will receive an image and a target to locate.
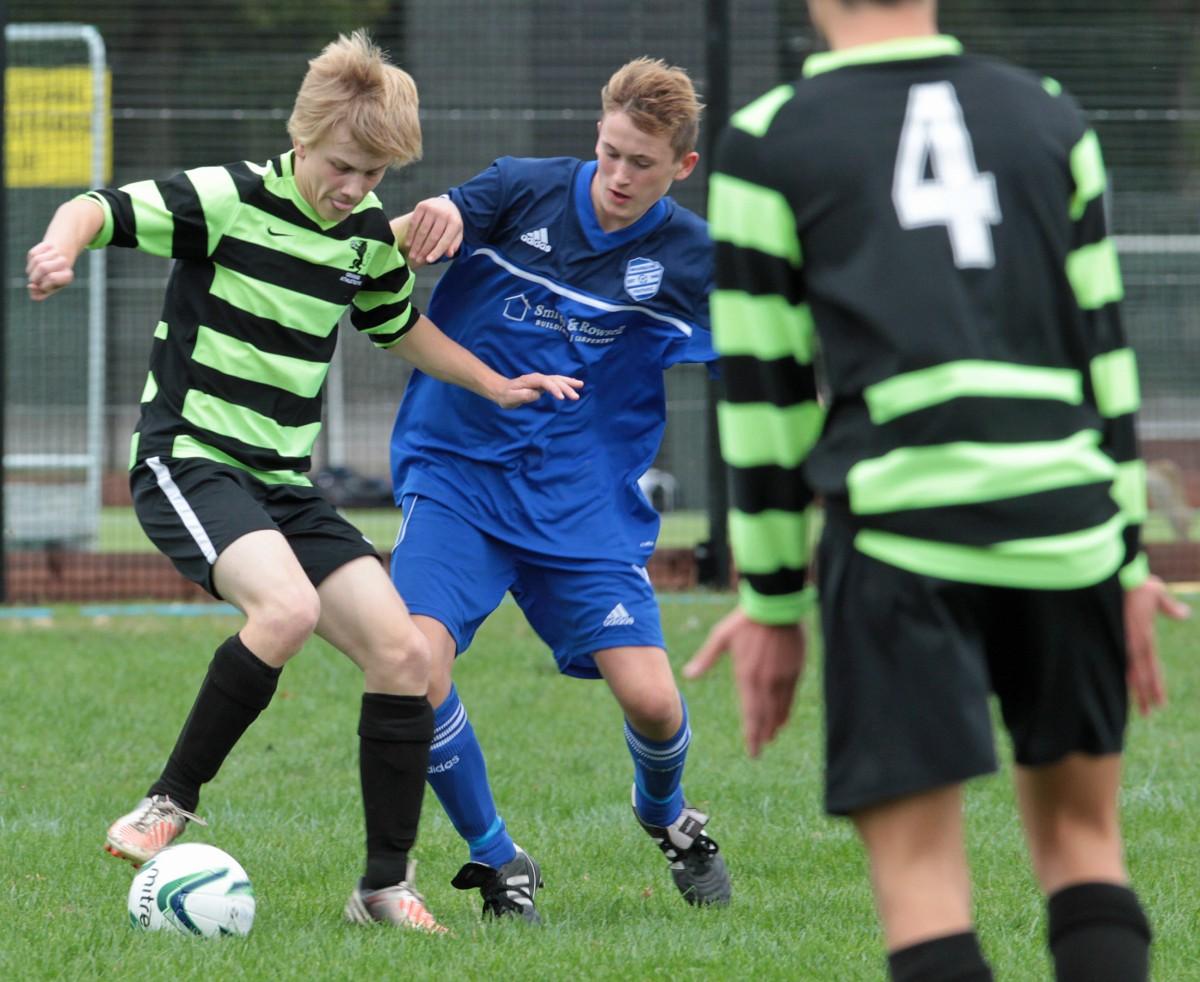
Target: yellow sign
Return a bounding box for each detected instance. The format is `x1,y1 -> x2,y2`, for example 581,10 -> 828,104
6,66 -> 112,188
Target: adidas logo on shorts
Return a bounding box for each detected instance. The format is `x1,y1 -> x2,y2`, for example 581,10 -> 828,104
603,603 -> 635,627
520,227 -> 552,253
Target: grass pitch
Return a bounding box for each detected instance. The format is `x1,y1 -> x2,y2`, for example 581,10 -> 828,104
1,595 -> 1197,980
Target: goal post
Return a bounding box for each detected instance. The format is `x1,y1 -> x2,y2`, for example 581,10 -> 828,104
3,23 -> 108,557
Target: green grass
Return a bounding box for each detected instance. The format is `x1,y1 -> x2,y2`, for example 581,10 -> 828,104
2,596 -> 1198,980
98,507 -> 710,553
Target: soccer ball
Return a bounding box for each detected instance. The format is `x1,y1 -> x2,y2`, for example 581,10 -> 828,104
127,843 -> 255,937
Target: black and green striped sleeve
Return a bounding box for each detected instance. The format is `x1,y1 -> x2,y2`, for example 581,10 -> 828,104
710,86 -> 822,625
84,164 -> 237,260
353,243 -> 421,348
1055,84 -> 1147,588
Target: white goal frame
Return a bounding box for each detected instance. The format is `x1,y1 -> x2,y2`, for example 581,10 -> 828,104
4,23 -> 107,547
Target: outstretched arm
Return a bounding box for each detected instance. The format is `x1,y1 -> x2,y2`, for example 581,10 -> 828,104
391,195 -> 464,269
26,197 -> 106,301
386,314 -> 582,408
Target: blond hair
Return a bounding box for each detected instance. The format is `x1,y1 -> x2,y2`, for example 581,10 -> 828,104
600,57 -> 704,159
287,30 -> 422,166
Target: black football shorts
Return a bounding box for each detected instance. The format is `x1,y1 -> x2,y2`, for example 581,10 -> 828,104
131,455 -> 381,599
818,517 -> 1127,816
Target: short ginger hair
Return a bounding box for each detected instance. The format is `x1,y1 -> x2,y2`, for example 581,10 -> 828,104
287,29 -> 422,166
600,57 -> 704,160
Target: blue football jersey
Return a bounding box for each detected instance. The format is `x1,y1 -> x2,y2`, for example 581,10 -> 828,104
390,155 -> 715,562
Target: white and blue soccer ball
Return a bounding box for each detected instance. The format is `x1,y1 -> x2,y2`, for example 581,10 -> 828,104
127,843 -> 255,937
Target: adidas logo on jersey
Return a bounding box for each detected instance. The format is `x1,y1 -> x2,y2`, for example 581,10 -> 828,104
603,603 -> 635,627
520,227 -> 552,253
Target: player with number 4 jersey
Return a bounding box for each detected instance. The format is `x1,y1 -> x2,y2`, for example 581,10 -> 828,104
690,1 -> 1189,980
713,36 -> 1140,575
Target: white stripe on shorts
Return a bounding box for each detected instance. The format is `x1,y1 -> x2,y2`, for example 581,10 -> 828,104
146,455 -> 219,565
395,494 -> 419,549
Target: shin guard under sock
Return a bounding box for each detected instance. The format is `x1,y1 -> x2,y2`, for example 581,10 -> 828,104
1047,882 -> 1151,982
150,634 -> 280,812
888,931 -> 993,982
359,692 -> 434,889
426,685 -> 514,868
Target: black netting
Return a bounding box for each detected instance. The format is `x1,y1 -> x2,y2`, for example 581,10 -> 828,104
6,1 -> 1199,599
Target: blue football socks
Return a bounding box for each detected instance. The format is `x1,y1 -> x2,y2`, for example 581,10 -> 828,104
427,685 -> 516,869
626,699 -> 691,828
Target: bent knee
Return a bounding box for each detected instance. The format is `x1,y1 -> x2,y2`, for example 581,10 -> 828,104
624,687 -> 683,735
365,621 -> 433,689
247,586 -> 321,654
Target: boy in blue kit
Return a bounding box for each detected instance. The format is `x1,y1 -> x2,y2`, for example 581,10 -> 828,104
388,57 -> 730,922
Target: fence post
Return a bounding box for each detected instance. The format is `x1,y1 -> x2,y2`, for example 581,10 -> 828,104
0,1 -> 8,603
700,0 -> 731,589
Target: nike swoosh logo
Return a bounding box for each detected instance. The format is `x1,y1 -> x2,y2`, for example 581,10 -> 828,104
267,228 -> 292,237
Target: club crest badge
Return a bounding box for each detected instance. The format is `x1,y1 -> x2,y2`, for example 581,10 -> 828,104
625,257 -> 664,301
340,239 -> 368,286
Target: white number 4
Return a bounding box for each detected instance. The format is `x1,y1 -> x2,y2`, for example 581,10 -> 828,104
892,82 -> 1001,269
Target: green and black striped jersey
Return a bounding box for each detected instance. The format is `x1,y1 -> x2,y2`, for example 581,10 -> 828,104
84,150 -> 419,486
710,35 -> 1146,624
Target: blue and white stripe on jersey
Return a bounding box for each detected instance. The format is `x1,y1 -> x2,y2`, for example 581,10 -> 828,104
473,245 -> 696,338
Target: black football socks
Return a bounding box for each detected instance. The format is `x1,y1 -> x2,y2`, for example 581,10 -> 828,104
888,931 -> 993,982
1047,882 -> 1151,982
358,692 -> 434,890
150,634 -> 281,812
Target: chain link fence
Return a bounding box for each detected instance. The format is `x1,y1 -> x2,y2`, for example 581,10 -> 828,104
5,0 -> 1200,600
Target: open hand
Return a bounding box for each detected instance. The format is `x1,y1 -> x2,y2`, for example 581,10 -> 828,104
494,373 -> 584,408
684,607 -> 807,757
1123,573 -> 1190,715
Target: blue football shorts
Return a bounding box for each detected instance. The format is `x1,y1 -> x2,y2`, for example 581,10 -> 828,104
389,494 -> 665,678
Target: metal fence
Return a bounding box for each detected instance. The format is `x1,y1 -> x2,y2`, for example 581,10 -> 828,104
5,0 -> 1200,601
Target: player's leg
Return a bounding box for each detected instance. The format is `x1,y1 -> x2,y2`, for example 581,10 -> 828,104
518,560 -> 684,807
146,529 -> 317,804
264,483 -> 444,930
1015,755 -> 1150,982
518,558 -> 729,906
309,554 -> 444,932
990,577 -> 1148,980
594,644 -> 686,823
594,642 -> 730,906
413,612 -> 541,920
416,614 -> 515,869
851,786 -> 993,981
390,498 -> 511,866
818,518 -> 996,978
107,460 -> 319,865
1016,753 -> 1126,893
390,495 -> 539,920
